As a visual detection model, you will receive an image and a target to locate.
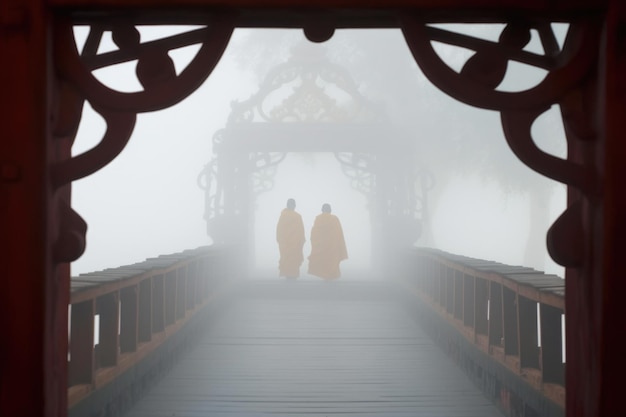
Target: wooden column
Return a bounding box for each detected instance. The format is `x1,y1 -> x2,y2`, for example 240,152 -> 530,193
595,2 -> 626,415
0,1 -> 59,416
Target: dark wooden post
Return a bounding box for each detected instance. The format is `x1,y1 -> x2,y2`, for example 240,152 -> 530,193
138,279 -> 152,343
592,5 -> 626,415
540,303 -> 564,386
152,274 -> 165,333
463,273 -> 475,329
176,266 -> 187,320
165,270 -> 177,326
488,282 -> 504,351
96,293 -> 119,368
518,296 -> 539,370
120,286 -> 138,353
68,301 -> 94,386
502,287 -> 519,358
453,270 -> 463,322
475,277 -> 489,342
0,1 -> 65,416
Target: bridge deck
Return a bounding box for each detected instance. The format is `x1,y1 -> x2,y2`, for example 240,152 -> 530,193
122,279 -> 505,417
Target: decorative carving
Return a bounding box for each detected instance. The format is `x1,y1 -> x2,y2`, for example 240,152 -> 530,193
335,152 -> 375,195
400,18 -> 600,267
401,19 -> 598,110
251,152 -> 287,194
201,40 -> 434,248
227,43 -> 383,124
51,16 -> 234,262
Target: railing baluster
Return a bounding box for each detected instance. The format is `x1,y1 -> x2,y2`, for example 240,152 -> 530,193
165,271 -> 176,326
138,278 -> 152,343
120,286 -> 138,354
68,300 -> 94,386
96,292 -> 119,368
400,247 -> 565,413
152,274 -> 165,333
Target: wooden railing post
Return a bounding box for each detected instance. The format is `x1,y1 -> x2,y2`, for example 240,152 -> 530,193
541,304 -> 565,385
68,301 -> 94,386
502,287 -> 520,360
152,274 -> 165,334
463,273 -> 475,329
165,271 -> 177,327
519,296 -> 540,370
120,286 -> 138,354
95,293 -> 119,368
138,280 -> 152,343
176,266 -> 187,320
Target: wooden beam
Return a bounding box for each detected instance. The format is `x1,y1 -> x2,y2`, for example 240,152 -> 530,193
49,1 -> 605,27
48,0 -> 603,10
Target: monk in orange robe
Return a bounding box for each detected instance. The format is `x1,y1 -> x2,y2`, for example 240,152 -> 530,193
307,203 -> 348,280
276,198 -> 306,278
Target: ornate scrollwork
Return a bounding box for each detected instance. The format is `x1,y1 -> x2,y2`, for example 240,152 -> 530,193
401,19 -> 598,110
400,17 -> 601,267
335,152 -> 375,195
51,16 -> 234,262
200,38 -> 437,248
227,42 -> 383,124
197,160 -> 219,221
334,151 -> 433,245
251,152 -> 287,194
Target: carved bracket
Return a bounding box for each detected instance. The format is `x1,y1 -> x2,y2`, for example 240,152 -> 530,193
400,16 -> 601,267
51,15 -> 235,263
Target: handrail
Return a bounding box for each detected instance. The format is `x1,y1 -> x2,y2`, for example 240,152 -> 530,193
400,247 -> 565,413
67,244 -> 239,411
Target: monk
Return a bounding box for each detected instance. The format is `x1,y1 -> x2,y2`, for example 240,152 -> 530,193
276,198 -> 306,278
307,203 -> 348,280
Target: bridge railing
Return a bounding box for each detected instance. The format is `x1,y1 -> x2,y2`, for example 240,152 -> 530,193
400,247 -> 565,416
67,244 -> 240,415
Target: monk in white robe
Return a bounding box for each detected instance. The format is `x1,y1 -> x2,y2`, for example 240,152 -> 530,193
276,198 -> 306,278
308,203 -> 348,280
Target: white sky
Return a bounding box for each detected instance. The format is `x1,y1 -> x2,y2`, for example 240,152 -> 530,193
70,26 -> 566,278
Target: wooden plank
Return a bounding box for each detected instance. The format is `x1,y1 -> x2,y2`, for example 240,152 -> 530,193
123,281 -> 505,417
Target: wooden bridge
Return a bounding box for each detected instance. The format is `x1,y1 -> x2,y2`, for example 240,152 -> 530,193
67,245 -> 565,417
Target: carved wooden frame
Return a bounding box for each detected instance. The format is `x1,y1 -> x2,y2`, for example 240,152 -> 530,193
2,2 -> 624,417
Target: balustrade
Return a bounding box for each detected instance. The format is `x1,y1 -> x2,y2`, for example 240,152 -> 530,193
400,247 -> 565,415
67,244 -> 239,413
66,244 -> 566,416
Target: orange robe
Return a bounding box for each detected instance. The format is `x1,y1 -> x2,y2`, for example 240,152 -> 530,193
307,213 -> 348,279
276,208 -> 305,278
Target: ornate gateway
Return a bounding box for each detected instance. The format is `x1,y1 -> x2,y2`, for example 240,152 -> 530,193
197,42 -> 434,267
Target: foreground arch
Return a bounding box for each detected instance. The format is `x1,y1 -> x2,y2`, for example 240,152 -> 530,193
1,2 -> 624,417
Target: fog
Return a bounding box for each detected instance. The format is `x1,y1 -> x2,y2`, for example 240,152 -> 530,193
70,26 -> 566,279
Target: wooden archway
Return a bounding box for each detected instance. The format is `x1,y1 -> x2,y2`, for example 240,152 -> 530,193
2,2 -> 625,417
196,42 -> 432,271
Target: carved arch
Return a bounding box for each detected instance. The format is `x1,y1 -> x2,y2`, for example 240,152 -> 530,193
197,42 -> 432,248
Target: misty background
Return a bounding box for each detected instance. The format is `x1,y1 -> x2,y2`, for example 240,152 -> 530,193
70,25 -> 567,279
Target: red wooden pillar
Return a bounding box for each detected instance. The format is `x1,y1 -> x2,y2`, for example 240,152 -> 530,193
564,3 -> 626,416
0,1 -> 62,417
596,2 -> 626,415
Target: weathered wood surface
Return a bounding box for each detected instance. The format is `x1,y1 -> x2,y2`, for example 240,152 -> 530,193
123,280 -> 504,417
